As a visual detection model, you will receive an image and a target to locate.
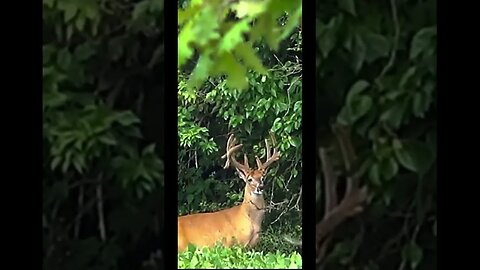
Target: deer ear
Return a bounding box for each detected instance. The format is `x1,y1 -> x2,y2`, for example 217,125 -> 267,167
236,168 -> 248,182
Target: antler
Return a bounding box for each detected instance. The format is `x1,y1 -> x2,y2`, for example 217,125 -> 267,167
222,134 -> 250,172
255,133 -> 280,171
316,125 -> 368,267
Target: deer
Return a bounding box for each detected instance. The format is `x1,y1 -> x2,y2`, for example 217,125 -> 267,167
316,125 -> 369,269
177,133 -> 281,253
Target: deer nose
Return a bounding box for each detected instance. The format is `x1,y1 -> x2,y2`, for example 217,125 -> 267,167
257,183 -> 264,190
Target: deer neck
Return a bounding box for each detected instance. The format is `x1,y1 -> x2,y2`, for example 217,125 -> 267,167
242,185 -> 266,223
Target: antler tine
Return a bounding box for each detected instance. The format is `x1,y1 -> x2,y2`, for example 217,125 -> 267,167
258,133 -> 280,170
222,134 -> 249,172
243,154 -> 250,169
221,134 -> 235,169
265,138 -> 271,161
255,155 -> 262,168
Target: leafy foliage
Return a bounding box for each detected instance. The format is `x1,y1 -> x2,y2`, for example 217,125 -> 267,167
177,0 -> 303,266
316,0 -> 436,269
178,0 -> 302,89
178,244 -> 302,269
43,0 -> 165,269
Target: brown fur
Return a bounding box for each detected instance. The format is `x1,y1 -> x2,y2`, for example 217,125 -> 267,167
178,170 -> 266,252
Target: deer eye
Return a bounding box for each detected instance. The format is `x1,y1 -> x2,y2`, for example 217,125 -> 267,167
247,178 -> 253,182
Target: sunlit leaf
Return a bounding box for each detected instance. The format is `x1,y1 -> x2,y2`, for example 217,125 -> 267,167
219,19 -> 250,53
235,43 -> 267,74
232,1 -> 267,18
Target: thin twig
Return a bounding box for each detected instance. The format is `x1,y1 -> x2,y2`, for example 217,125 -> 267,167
195,150 -> 198,168
292,185 -> 302,211
376,0 -> 400,85
74,184 -> 85,238
96,183 -> 106,242
273,54 -> 285,68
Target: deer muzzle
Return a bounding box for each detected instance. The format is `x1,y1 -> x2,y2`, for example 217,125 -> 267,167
253,183 -> 264,195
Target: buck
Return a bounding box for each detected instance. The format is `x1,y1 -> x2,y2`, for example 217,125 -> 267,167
177,133 -> 280,252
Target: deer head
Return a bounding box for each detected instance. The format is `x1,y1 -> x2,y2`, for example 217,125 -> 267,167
221,133 -> 280,196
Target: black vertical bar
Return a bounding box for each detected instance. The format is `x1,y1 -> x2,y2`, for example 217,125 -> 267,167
164,0 -> 178,269
301,0 -> 316,268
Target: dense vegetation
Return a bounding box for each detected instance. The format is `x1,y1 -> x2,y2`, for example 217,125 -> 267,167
43,0 -> 165,269
177,0 -> 303,268
42,0 -> 435,269
315,0 -> 436,269
178,244 -> 302,269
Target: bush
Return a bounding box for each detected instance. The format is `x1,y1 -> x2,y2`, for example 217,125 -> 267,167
178,244 -> 302,269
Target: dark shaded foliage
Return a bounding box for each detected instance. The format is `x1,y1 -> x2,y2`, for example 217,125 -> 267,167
315,0 -> 436,269
43,1 -> 165,269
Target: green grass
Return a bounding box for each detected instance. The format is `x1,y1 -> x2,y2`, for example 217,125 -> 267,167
178,244 -> 302,269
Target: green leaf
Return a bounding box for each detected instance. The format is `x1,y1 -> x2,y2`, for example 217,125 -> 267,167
317,18 -> 338,58
232,1 -> 267,18
132,1 -> 148,20
73,155 -> 84,173
410,26 -> 437,60
399,67 -> 417,89
352,33 -> 366,73
346,80 -> 370,105
363,31 -> 389,62
369,163 -> 381,186
272,118 -> 282,132
43,0 -> 54,8
75,15 -> 86,31
187,194 -> 194,205
188,53 -> 214,88
413,92 -> 426,117
348,96 -> 372,123
380,102 -> 407,129
339,0 -> 356,16
345,81 -> 371,122
192,7 -> 220,47
99,134 -> 117,146
219,19 -> 250,53
379,157 -> 398,181
44,91 -> 67,110
394,140 -> 434,176
115,112 -> 140,126
402,242 -> 423,269
178,22 -> 195,67
57,49 -> 72,71
74,43 -> 95,62
142,144 -> 156,155
63,3 -> 78,22
215,53 -> 248,90
84,1 -> 99,20
235,43 -> 267,74
290,137 -> 300,147
66,25 -> 74,41
43,45 -> 56,65
51,156 -> 62,170
178,5 -> 201,25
